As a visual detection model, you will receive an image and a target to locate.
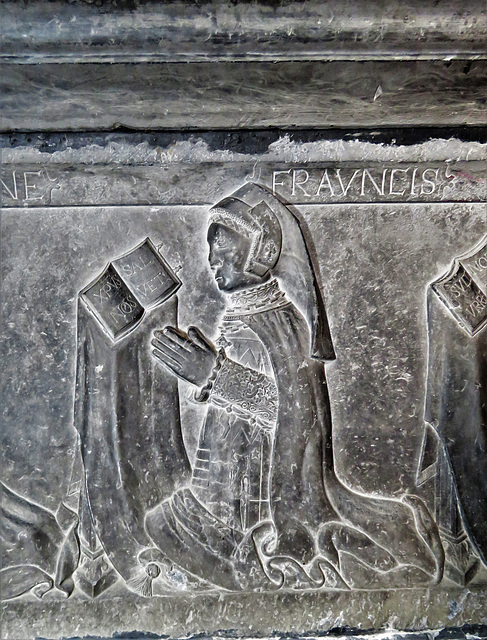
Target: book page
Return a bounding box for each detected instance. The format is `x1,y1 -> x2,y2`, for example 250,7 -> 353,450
112,238 -> 181,309
459,236 -> 487,295
81,265 -> 144,340
433,262 -> 487,336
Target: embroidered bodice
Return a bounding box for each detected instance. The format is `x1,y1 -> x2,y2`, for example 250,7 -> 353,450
190,279 -> 287,531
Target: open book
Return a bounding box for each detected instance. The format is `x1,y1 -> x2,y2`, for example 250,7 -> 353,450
81,238 -> 181,341
432,235 -> 487,337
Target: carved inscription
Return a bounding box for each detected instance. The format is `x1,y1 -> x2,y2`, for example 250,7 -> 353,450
81,239 -> 181,341
460,242 -> 487,289
443,267 -> 487,323
0,169 -> 59,204
112,240 -> 179,304
433,237 -> 487,336
83,265 -> 143,339
271,165 -> 454,202
2,162 -> 486,209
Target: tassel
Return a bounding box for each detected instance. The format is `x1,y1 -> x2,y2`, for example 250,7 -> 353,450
127,571 -> 153,597
127,563 -> 160,598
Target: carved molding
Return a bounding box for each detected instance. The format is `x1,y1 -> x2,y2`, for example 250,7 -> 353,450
1,0 -> 487,63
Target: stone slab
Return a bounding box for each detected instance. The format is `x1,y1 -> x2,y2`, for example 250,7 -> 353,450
1,133 -> 487,639
3,588 -> 487,640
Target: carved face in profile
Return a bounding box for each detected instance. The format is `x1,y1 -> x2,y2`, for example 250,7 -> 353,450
207,222 -> 266,293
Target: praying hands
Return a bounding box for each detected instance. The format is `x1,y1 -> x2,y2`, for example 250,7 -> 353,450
151,326 -> 218,387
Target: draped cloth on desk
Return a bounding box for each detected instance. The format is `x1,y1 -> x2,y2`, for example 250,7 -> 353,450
74,295 -> 190,585
0,481 -> 78,600
425,286 -> 487,564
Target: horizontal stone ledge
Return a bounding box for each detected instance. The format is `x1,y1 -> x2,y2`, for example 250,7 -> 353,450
3,586 -> 487,639
1,60 -> 486,131
3,51 -> 487,64
1,0 -> 487,64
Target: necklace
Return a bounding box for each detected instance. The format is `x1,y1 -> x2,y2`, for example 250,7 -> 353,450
223,278 -> 289,319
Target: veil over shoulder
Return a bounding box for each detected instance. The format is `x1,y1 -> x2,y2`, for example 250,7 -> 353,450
209,183 -> 444,589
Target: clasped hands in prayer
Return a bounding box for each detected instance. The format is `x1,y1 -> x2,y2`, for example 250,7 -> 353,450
151,326 -> 218,387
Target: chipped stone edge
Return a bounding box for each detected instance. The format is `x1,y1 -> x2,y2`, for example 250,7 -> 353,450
2,136 -> 487,166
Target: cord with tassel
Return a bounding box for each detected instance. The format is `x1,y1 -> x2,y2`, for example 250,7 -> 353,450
127,563 -> 160,597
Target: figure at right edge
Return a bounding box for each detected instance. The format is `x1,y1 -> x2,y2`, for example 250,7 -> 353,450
420,235 -> 487,586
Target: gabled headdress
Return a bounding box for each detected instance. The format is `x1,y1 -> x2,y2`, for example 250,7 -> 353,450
209,183 -> 335,361
209,199 -> 282,277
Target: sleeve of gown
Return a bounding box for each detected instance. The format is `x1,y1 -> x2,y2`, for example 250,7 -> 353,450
199,355 -> 278,428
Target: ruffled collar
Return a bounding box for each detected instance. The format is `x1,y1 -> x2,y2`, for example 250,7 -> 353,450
224,278 -> 289,318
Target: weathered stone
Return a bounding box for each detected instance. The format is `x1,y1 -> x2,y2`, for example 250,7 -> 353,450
1,0 -> 487,63
2,60 -> 487,131
1,132 -> 487,639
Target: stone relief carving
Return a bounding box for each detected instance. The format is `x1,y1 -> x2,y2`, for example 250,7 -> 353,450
421,236 -> 487,583
1,179 -> 486,604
